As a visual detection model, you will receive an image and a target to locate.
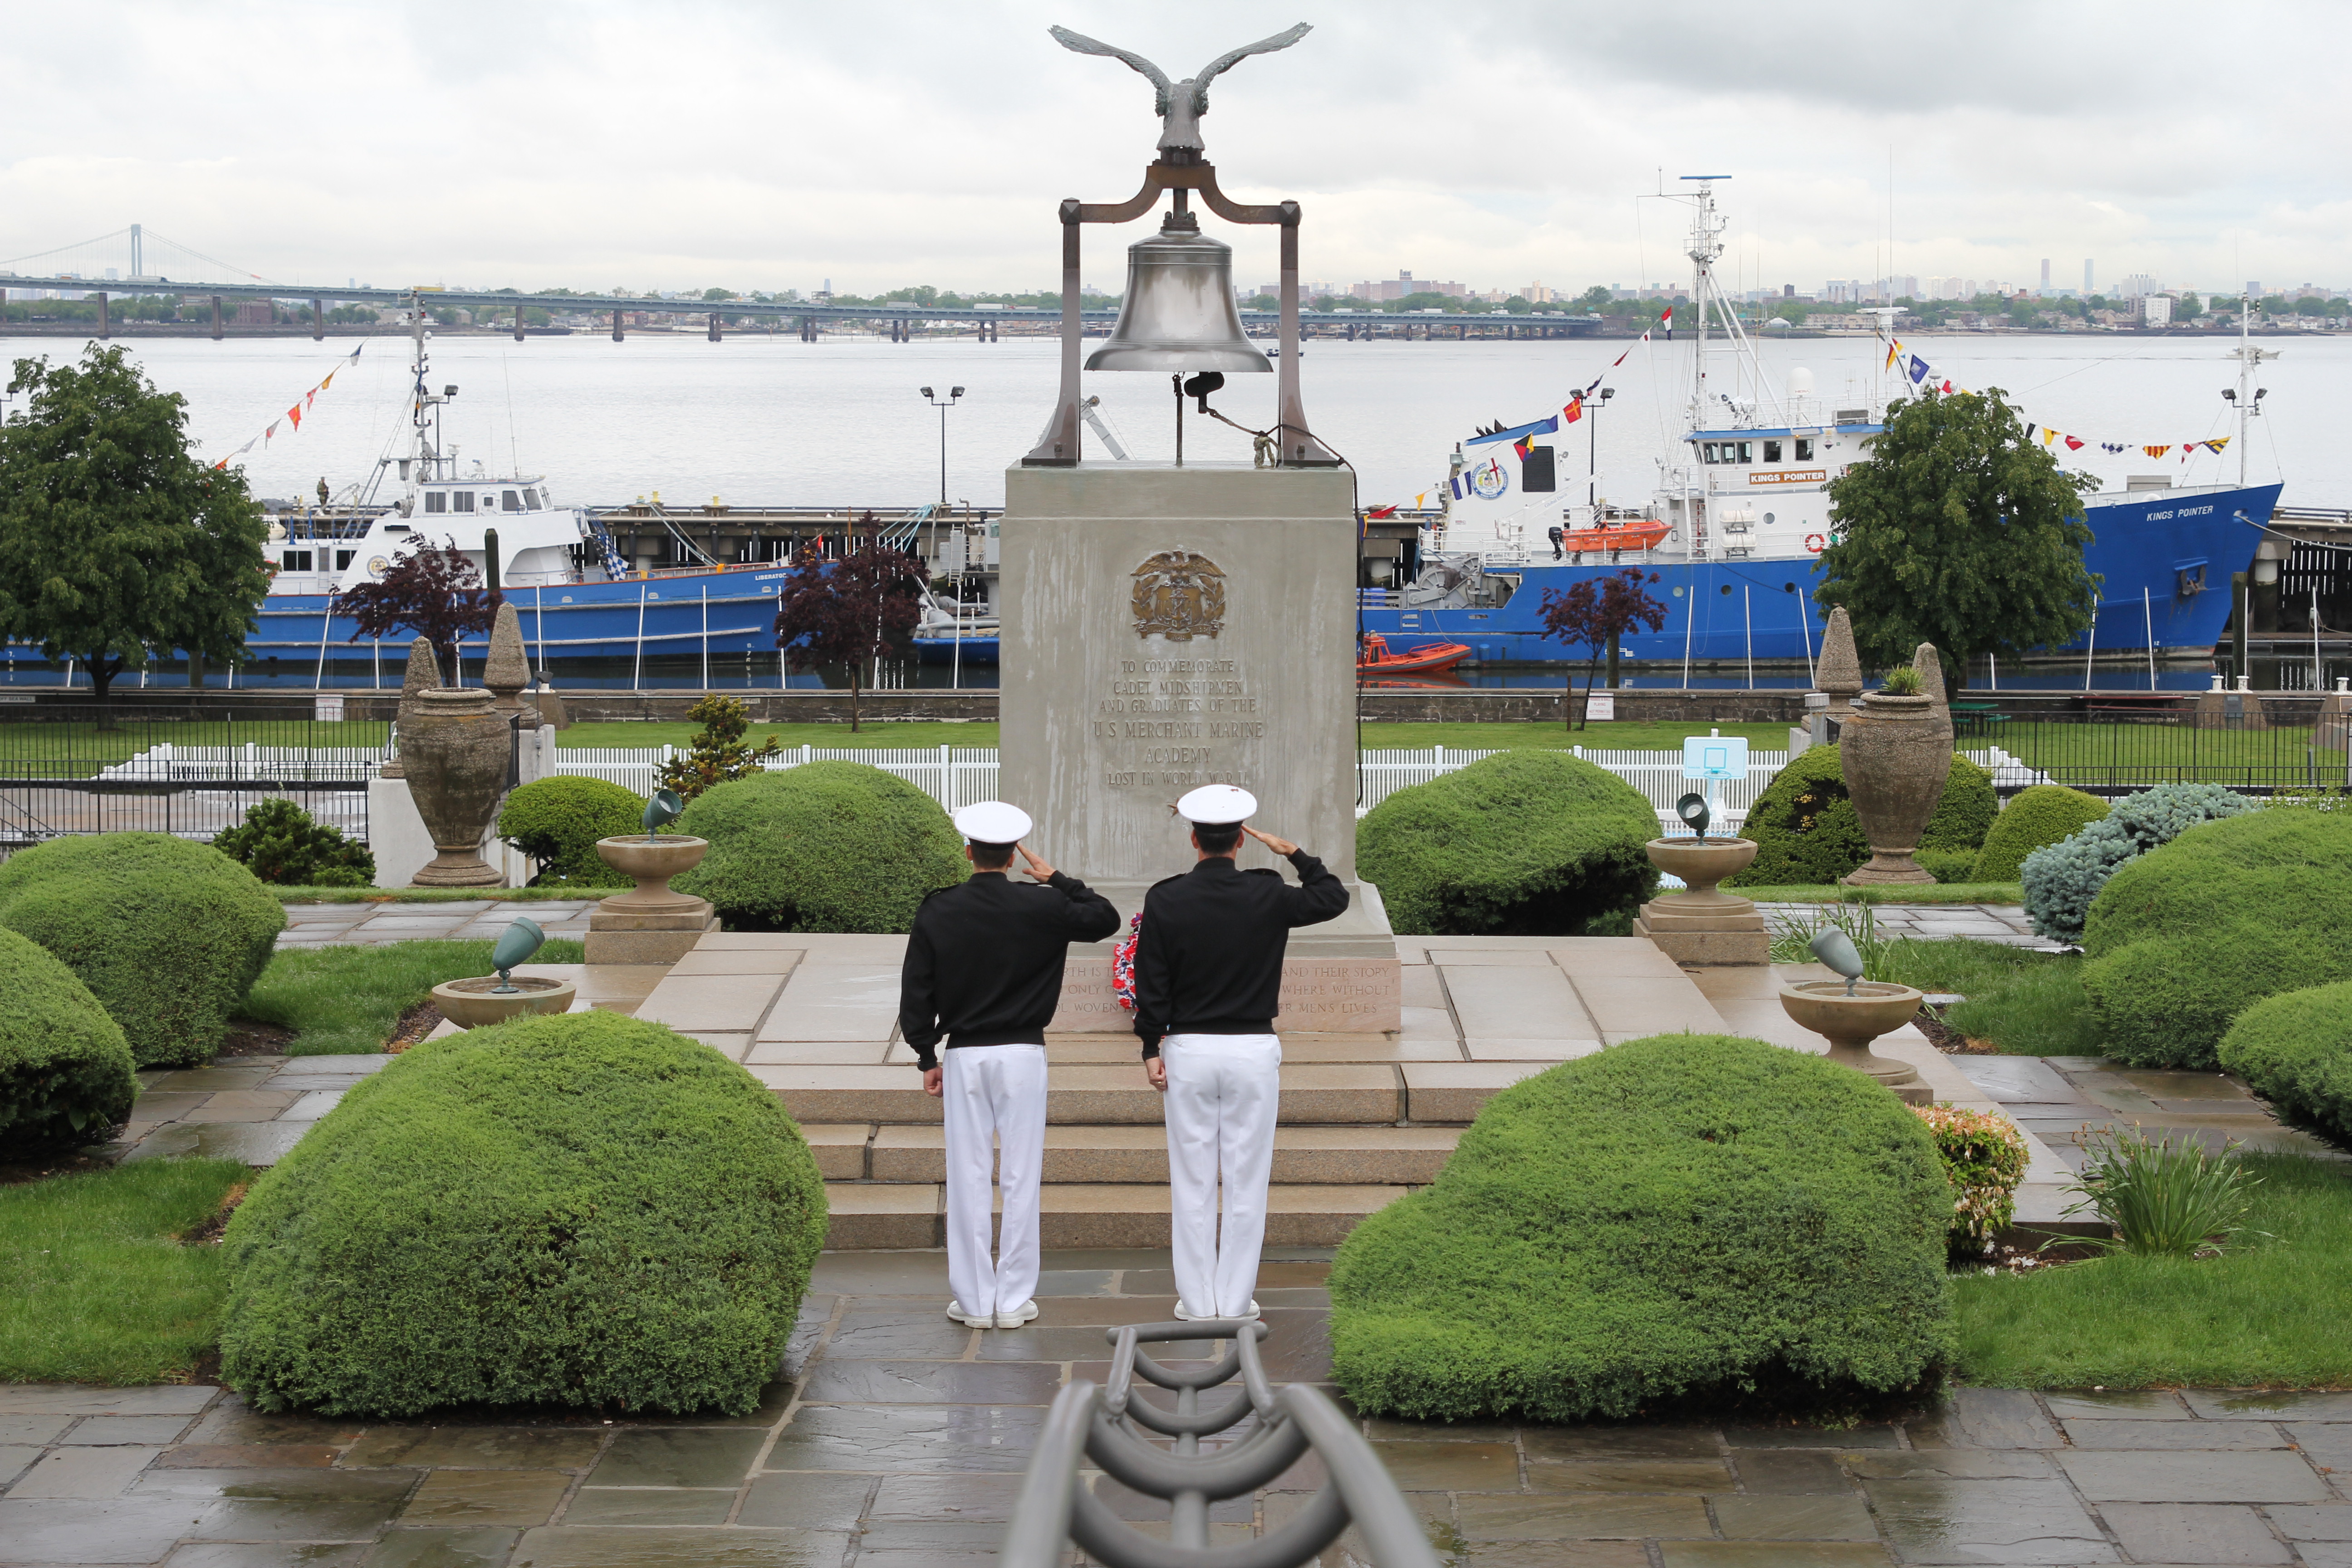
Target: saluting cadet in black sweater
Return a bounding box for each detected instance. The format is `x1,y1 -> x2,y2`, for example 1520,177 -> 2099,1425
900,800 -> 1119,1332
1134,784 -> 1348,1320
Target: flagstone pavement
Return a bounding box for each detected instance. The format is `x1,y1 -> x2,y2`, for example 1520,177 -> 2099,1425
4,1249 -> 2350,1568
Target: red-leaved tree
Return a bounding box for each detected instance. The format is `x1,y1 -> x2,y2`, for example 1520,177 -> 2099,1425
773,539 -> 926,732
1539,568 -> 1667,730
337,536 -> 498,683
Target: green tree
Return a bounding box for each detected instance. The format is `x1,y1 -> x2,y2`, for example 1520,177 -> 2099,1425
0,346 -> 270,707
1814,387 -> 2098,690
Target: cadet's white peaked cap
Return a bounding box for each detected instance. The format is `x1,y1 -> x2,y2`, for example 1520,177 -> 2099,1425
1177,784 -> 1257,825
952,800 -> 1032,844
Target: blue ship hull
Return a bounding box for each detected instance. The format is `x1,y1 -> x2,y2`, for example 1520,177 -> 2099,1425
1359,483 -> 2281,666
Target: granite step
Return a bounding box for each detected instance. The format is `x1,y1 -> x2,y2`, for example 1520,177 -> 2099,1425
754,1060 -> 1556,1127
798,1124 -> 1461,1186
818,1180 -> 1410,1250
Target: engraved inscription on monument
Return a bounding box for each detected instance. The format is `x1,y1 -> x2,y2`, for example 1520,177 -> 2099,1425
1095,549 -> 1266,794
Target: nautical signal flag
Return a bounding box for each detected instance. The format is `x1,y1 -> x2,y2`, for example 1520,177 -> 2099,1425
1661,304 -> 1674,341
209,344 -> 364,471
1563,396 -> 1583,424
2144,444 -> 2171,458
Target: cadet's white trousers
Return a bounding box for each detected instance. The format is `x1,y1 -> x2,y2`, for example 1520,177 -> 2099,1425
942,1044 -> 1048,1320
1161,1033 -> 1281,1318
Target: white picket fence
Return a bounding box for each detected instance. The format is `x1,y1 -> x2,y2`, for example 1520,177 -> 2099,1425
557,743 -> 1813,832
558,745 -> 1003,812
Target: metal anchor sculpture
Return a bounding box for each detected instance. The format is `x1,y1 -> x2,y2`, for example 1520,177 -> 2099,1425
1000,1317 -> 1438,1568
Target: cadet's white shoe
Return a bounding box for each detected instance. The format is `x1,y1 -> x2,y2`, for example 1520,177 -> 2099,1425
946,1299 -> 995,1329
995,1301 -> 1040,1329
1171,1300 -> 1260,1321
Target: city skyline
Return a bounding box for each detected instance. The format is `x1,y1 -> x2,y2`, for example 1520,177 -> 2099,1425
1,1 -> 2342,300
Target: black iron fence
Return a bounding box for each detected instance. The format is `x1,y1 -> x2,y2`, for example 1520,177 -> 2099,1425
1950,706 -> 2350,797
0,703 -> 386,850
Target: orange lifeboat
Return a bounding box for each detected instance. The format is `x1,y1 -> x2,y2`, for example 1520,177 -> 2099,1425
1558,518 -> 1669,554
1357,632 -> 1472,676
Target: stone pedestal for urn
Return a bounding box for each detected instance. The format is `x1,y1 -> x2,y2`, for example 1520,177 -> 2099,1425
1633,837 -> 1769,965
1778,980 -> 1932,1105
1838,690 -> 1953,885
586,835 -> 715,965
402,687 -> 513,887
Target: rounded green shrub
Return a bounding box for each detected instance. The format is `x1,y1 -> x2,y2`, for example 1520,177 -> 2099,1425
1328,1033 -> 1953,1422
219,1009 -> 828,1416
2019,782 -> 2249,945
1357,750 -> 1658,936
0,833 -> 286,1068
0,927 -> 138,1153
673,761 -> 965,933
1727,745 -> 1994,887
211,798 -> 376,887
2078,808 -> 2352,1068
1916,848 -> 1979,884
2218,980 -> 2352,1144
497,775 -> 643,889
1971,785 -> 2110,883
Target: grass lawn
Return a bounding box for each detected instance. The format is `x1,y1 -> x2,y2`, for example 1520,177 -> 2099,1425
554,718 -> 1797,753
1877,937 -> 2102,1057
242,937 -> 585,1055
0,1160 -> 247,1385
1954,1154 -> 2352,1388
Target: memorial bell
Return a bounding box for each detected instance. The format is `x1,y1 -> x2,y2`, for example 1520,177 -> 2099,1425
1085,205 -> 1270,375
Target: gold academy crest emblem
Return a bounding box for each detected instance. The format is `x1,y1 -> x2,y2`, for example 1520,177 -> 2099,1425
1130,550 -> 1227,641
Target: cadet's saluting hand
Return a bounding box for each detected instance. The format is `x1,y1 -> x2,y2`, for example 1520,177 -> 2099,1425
1015,843 -> 1057,882
1241,824 -> 1297,857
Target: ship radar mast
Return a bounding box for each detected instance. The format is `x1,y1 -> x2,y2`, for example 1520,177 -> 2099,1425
405,292 -> 458,486
2224,289 -> 2277,487
1675,176 -> 1779,433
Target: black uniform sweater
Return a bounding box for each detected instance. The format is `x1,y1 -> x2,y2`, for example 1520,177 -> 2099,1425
897,870 -> 1121,1071
1132,849 -> 1350,1058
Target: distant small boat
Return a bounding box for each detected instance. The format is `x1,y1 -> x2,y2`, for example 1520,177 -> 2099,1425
912,633 -> 999,665
1357,633 -> 1470,676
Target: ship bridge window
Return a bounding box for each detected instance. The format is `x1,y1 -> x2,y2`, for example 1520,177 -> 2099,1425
1794,437 -> 1815,461
280,549 -> 313,572
453,492 -> 475,513
424,492 -> 446,514
335,549 -> 355,571
1763,439 -> 1783,463
1736,441 -> 1753,464
502,490 -> 523,512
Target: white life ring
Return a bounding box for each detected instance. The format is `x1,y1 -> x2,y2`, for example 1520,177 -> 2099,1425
1804,533 -> 1826,554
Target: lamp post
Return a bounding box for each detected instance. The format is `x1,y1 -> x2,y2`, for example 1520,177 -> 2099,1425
919,385 -> 964,508
1587,385 -> 1615,510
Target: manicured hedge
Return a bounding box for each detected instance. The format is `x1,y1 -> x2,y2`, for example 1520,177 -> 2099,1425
1727,745 -> 1995,887
2079,808 -> 2352,1068
2019,782 -> 2248,945
212,799 -> 376,887
0,927 -> 138,1154
2218,980 -> 2352,1145
497,775 -> 643,889
1327,1033 -> 1953,1421
1357,750 -> 1659,936
0,833 -> 285,1068
219,1010 -> 828,1416
1971,785 -> 2110,884
672,761 -> 965,933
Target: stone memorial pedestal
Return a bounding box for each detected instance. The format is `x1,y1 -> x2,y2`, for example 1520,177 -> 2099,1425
586,835 -> 716,966
1000,462 -> 1399,1033
1632,837 -> 1769,966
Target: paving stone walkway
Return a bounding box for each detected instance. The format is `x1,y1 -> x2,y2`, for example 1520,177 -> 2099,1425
1755,903 -> 2057,951
1950,1055 -> 2348,1169
5,1250 -> 2350,1568
276,902 -> 599,949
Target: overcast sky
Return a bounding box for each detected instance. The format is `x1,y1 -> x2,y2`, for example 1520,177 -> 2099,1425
2,1 -> 2340,300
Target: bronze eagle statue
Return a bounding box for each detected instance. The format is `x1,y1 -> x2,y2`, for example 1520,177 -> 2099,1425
1047,23 -> 1312,160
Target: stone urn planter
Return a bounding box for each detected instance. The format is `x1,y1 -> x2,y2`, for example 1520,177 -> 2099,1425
1779,979 -> 1931,1104
1837,691 -> 1951,885
593,835 -> 710,917
402,687 -> 513,887
429,975 -> 578,1029
1634,837 -> 1768,965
